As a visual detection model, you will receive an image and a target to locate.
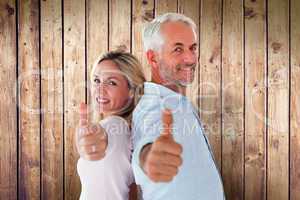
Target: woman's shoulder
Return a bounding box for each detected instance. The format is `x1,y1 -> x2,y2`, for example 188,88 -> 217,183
100,115 -> 130,135
100,115 -> 129,126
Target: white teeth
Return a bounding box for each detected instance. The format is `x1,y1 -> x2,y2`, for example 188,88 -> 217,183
96,97 -> 109,104
182,68 -> 194,73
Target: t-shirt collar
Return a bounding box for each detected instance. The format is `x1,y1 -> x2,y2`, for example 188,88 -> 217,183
143,82 -> 186,100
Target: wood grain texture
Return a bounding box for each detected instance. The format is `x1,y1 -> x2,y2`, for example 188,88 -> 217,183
198,0 -> 222,168
40,0 -> 63,199
0,1 -> 17,199
0,1 -> 300,198
86,0 -> 108,110
63,0 -> 86,199
109,0 -> 131,51
222,0 -> 244,199
267,0 -> 289,199
18,0 -> 41,199
132,0 -> 154,81
155,0 -> 177,16
290,0 -> 300,199
178,0 -> 200,110
244,0 -> 266,199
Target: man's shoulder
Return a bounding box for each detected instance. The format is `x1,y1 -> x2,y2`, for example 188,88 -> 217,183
133,94 -> 161,117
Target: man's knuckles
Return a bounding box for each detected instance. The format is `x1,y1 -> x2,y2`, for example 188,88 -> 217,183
146,158 -> 179,175
152,140 -> 183,156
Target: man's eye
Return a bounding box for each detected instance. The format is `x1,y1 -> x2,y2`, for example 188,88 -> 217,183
191,46 -> 197,52
174,47 -> 183,53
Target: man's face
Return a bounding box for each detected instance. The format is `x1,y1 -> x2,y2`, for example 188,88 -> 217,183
156,21 -> 198,87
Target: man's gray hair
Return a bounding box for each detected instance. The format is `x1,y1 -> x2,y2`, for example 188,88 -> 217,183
142,12 -> 197,52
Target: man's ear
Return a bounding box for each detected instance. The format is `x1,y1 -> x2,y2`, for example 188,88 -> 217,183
146,50 -> 159,69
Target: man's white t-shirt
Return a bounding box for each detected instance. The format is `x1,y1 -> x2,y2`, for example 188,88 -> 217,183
77,116 -> 134,200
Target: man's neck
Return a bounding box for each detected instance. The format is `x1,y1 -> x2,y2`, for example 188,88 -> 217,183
151,78 -> 186,96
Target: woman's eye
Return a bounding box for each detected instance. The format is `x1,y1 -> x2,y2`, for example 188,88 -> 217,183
108,80 -> 117,86
94,78 -> 100,84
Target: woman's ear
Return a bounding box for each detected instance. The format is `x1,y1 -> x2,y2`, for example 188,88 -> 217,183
128,89 -> 134,99
146,50 -> 159,69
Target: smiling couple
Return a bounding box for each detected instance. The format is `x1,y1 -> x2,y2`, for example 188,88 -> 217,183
75,12 -> 225,200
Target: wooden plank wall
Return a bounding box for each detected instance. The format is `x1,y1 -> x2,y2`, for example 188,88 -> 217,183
41,0 -> 63,199
0,0 -> 17,199
244,0 -> 266,199
18,0 -> 40,199
0,0 -> 299,199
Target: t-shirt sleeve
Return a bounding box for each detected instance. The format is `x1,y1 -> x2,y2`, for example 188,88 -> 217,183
100,116 -> 132,160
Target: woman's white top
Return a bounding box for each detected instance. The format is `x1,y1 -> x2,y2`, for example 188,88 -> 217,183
77,116 -> 134,200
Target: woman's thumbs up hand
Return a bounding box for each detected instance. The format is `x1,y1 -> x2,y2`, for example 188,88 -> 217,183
75,102 -> 108,161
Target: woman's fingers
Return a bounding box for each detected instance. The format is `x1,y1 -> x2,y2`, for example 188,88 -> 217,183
79,102 -> 88,126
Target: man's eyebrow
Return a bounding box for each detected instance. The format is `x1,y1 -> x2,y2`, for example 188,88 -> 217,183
173,42 -> 198,47
174,42 -> 184,46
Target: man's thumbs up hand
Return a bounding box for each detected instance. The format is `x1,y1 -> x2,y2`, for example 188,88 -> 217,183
76,102 -> 108,161
140,109 -> 183,182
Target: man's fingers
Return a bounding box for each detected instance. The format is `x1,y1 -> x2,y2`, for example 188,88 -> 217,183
149,150 -> 182,167
147,162 -> 179,177
161,108 -> 173,136
148,172 -> 174,183
153,137 -> 183,156
79,102 -> 88,126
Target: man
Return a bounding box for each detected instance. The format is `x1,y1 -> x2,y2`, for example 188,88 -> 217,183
130,13 -> 225,199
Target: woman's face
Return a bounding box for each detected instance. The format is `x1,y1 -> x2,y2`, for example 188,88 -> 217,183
91,60 -> 131,117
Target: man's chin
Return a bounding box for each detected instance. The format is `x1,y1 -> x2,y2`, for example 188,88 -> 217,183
178,78 -> 194,87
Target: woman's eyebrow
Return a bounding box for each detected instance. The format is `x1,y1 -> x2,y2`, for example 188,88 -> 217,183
106,76 -> 121,81
93,74 -> 121,81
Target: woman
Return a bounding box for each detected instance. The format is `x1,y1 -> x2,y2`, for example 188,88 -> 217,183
77,51 -> 145,200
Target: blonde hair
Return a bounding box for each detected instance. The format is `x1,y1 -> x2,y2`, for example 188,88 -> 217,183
90,50 -> 146,124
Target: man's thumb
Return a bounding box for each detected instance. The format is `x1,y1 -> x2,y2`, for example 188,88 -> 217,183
79,102 -> 88,126
161,108 -> 173,136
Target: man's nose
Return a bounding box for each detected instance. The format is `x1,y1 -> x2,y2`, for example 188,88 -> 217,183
183,51 -> 197,65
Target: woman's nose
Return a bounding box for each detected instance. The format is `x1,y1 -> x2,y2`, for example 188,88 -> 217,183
98,83 -> 106,93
